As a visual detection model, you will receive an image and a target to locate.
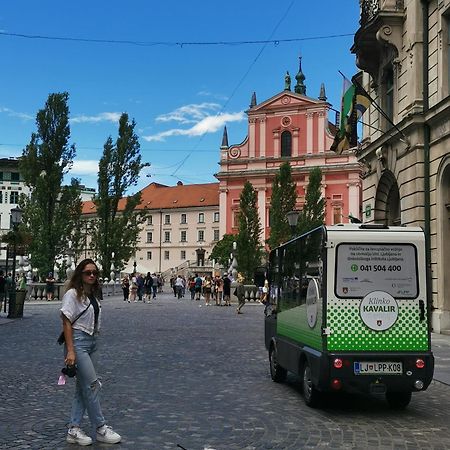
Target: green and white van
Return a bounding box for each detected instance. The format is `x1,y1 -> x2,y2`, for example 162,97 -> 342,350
264,224 -> 434,408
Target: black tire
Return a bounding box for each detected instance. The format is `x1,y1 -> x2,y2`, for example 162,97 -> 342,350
269,344 -> 287,382
386,391 -> 412,409
301,360 -> 321,407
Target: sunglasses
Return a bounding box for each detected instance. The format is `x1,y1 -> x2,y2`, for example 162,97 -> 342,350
82,270 -> 99,277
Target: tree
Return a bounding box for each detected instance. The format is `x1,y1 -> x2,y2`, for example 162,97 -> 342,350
297,167 -> 325,235
19,92 -> 82,278
236,181 -> 263,283
210,233 -> 236,268
267,162 -> 297,250
91,113 -> 149,278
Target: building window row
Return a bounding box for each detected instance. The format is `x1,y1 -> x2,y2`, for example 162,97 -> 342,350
0,172 -> 21,182
146,229 -> 220,243
147,212 -> 219,226
0,191 -> 20,204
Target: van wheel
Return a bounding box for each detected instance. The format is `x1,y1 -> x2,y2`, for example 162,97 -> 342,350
269,345 -> 287,382
386,391 -> 412,409
301,360 -> 321,407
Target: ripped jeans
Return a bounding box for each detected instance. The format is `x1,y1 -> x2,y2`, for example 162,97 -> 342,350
66,329 -> 105,429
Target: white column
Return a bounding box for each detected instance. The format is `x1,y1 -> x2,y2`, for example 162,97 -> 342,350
306,112 -> 313,153
258,188 -> 266,243
249,119 -> 256,158
348,182 -> 360,219
318,110 -> 325,153
219,189 -> 228,237
259,119 -> 266,157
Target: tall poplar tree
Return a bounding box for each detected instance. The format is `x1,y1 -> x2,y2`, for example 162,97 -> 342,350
297,167 -> 325,235
19,92 -> 82,278
236,181 -> 263,283
267,162 -> 297,250
91,113 -> 149,278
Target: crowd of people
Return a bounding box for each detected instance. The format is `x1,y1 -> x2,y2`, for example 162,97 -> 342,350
168,272 -> 235,307
120,272 -> 163,303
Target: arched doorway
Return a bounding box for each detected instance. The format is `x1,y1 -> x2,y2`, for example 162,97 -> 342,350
437,161 -> 450,328
374,170 -> 401,225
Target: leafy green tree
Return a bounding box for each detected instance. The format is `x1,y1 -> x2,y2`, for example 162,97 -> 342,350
19,92 -> 82,278
91,113 -> 149,278
267,162 -> 297,249
210,233 -> 236,267
297,167 -> 325,235
236,181 -> 263,283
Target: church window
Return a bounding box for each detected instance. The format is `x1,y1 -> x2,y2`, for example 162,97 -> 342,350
281,131 -> 292,157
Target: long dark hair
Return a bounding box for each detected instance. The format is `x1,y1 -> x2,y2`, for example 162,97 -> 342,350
66,258 -> 101,301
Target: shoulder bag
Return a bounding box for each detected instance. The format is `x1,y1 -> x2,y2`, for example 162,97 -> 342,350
57,303 -> 91,345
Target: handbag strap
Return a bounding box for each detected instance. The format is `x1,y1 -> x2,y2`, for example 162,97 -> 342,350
70,302 -> 91,325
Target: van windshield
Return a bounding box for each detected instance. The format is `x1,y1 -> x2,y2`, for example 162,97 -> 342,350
335,243 -> 418,299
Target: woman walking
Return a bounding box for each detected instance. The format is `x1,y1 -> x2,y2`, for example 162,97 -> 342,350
121,275 -> 130,302
60,259 -> 121,446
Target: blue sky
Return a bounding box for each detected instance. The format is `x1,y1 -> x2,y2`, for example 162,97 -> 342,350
0,1 -> 360,193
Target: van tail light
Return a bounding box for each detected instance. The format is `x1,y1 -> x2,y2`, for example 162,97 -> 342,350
333,358 -> 343,369
415,359 -> 425,369
331,379 -> 342,390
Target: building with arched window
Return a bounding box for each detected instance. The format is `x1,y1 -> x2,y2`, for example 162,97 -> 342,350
215,60 -> 363,243
351,0 -> 450,333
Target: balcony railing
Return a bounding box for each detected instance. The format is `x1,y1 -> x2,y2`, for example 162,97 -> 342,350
360,0 -> 380,26
360,0 -> 404,26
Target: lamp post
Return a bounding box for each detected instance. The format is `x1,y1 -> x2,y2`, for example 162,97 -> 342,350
286,210 -> 300,237
8,207 -> 23,318
133,259 -> 137,276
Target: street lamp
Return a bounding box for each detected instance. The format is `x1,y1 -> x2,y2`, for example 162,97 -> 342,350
286,210 -> 300,236
8,207 -> 23,318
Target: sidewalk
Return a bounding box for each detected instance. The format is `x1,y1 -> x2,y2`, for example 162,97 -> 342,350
1,298 -> 449,385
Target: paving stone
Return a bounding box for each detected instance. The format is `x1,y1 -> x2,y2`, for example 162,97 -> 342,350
1,294 -> 450,449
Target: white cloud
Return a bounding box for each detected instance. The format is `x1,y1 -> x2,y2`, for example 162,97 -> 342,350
70,112 -> 122,124
197,91 -> 229,101
0,107 -> 34,121
70,160 -> 99,175
155,102 -> 221,124
143,111 -> 245,142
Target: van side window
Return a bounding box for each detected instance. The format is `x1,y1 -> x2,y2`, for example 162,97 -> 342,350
278,228 -> 323,313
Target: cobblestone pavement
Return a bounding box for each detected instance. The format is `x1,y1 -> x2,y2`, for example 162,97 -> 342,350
1,293 -> 450,450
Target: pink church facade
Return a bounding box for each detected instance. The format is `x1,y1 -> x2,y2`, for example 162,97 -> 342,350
215,72 -> 362,243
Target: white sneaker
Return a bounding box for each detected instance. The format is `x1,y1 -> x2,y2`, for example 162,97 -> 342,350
96,425 -> 121,444
67,427 -> 93,446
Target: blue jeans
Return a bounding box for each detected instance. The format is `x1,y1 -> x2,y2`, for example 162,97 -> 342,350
66,329 -> 105,429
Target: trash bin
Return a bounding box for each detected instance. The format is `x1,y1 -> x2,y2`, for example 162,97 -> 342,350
8,290 -> 26,319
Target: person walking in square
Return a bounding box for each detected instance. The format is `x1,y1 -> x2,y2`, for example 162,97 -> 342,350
60,258 -> 121,446
236,273 -> 246,314
222,273 -> 231,306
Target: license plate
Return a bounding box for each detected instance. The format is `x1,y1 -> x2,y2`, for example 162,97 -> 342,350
354,361 -> 402,375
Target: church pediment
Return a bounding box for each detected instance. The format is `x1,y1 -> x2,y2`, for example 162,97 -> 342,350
248,91 -> 325,114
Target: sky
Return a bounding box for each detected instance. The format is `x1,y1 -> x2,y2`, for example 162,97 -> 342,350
0,1 -> 360,194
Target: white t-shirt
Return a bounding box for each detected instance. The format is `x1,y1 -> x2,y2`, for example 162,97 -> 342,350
60,288 -> 102,335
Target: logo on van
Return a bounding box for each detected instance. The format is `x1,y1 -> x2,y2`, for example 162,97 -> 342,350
359,291 -> 398,331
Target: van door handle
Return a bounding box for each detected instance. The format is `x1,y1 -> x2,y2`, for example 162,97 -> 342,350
419,300 -> 425,321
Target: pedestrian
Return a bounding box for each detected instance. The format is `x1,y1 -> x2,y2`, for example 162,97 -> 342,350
121,276 -> 130,302
203,275 -> 212,306
60,258 -> 121,446
214,275 -> 223,306
144,272 -> 153,302
194,273 -> 202,301
46,272 -> 56,301
129,276 -> 138,302
151,273 -> 158,299
222,273 -> 231,306
157,275 -> 163,293
0,270 -> 6,311
18,273 -> 27,291
236,273 -> 246,314
188,276 -> 196,300
175,275 -> 184,299
136,273 -> 144,301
